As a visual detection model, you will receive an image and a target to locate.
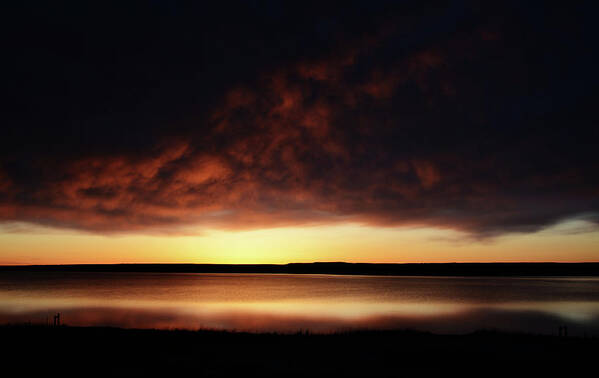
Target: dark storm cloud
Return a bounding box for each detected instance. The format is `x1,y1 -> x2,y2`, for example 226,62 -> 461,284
1,1 -> 598,236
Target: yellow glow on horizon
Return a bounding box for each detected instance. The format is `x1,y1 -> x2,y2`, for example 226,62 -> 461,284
0,221 -> 598,265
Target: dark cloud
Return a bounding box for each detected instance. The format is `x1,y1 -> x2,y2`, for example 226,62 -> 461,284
1,1 -> 598,237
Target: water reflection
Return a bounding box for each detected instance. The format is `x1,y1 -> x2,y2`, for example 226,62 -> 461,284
1,272 -> 598,335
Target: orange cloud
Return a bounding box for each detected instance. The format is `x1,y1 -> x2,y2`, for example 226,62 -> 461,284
1,17 -> 597,239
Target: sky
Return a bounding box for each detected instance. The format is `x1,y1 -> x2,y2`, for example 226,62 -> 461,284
1,1 -> 598,264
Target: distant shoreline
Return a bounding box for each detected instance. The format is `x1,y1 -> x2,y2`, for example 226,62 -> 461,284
1,262 -> 598,276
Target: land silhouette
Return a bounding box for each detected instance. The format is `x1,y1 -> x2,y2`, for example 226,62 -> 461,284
2,262 -> 598,276
2,324 -> 597,377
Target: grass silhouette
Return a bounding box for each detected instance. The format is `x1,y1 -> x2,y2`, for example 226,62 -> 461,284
2,324 -> 597,377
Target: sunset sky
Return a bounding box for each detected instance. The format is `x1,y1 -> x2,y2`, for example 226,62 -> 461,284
1,1 -> 598,264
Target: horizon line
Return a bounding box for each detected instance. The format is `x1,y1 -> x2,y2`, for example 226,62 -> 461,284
2,261 -> 599,267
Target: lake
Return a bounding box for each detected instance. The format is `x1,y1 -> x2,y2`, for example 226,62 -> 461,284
1,272 -> 599,335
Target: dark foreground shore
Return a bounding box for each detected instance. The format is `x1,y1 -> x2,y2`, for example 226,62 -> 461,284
3,325 -> 597,377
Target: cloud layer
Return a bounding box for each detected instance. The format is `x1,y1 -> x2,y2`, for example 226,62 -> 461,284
1,1 -> 598,237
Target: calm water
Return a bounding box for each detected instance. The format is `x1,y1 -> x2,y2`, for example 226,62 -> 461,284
1,272 -> 599,335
